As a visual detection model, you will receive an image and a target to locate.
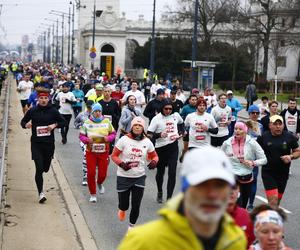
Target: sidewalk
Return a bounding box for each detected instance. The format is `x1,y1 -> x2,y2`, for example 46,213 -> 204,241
0,80 -> 87,249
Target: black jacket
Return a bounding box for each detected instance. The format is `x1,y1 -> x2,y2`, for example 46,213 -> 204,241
143,98 -> 164,122
21,104 -> 65,143
99,99 -> 121,130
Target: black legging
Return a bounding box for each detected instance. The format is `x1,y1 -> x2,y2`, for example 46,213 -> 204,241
118,186 -> 144,225
73,107 -> 82,118
61,114 -> 72,140
155,141 -> 179,199
238,182 -> 252,208
31,142 -> 54,194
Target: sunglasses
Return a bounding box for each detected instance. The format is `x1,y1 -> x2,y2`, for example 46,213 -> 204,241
251,112 -> 259,115
163,107 -> 173,111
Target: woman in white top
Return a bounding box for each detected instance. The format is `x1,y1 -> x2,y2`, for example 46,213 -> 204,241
112,117 -> 158,231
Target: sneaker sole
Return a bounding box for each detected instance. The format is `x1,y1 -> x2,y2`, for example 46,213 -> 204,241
39,197 -> 47,204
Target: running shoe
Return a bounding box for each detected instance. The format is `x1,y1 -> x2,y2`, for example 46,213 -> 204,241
156,192 -> 163,204
118,210 -> 126,221
82,177 -> 87,186
89,195 -> 97,203
39,192 -> 47,204
62,137 -> 67,144
98,184 -> 105,194
247,204 -> 254,212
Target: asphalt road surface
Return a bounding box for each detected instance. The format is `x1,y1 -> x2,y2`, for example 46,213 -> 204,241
54,123 -> 300,249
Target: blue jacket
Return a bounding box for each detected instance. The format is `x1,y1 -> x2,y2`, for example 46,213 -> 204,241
226,98 -> 243,119
72,89 -> 85,107
180,104 -> 196,120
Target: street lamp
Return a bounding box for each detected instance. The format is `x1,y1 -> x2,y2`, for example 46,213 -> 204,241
51,9 -> 72,65
40,23 -> 53,63
192,0 -> 199,89
91,0 -> 96,70
45,18 -> 62,64
50,12 -> 65,64
149,0 -> 156,82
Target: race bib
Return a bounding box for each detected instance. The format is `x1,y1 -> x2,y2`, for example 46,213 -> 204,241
91,143 -> 106,153
231,116 -> 236,121
146,86 -> 151,90
288,120 -> 296,125
36,126 -> 50,137
61,97 -> 66,103
104,115 -> 112,122
195,135 -> 206,141
127,161 -> 139,168
219,122 -> 227,127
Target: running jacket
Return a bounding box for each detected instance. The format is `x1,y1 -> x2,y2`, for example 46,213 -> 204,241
21,104 -> 65,143
221,135 -> 267,176
118,194 -> 247,250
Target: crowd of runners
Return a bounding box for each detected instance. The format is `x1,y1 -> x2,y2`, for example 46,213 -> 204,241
1,59 -> 298,249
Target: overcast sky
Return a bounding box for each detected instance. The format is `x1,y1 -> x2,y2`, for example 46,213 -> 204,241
0,0 -> 176,45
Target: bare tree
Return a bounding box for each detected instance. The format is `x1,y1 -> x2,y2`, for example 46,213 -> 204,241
167,0 -> 240,60
244,0 -> 300,82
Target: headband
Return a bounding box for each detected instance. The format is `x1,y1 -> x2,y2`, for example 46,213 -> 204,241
254,210 -> 283,230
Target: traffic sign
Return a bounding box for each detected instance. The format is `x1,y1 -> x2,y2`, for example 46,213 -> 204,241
90,52 -> 96,59
90,47 -> 96,53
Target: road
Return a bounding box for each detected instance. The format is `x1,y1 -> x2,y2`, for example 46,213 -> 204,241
54,115 -> 300,249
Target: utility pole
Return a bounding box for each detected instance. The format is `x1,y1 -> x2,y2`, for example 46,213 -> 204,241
61,14 -> 64,64
91,0 -> 96,70
56,18 -> 59,63
149,0 -> 156,82
68,6 -> 71,64
192,0 -> 199,88
52,23 -> 55,63
71,2 -> 75,64
43,31 -> 46,62
47,28 -> 51,62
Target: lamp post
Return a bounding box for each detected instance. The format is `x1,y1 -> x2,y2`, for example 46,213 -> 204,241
149,0 -> 156,82
39,24 -> 52,63
51,10 -> 72,65
50,12 -> 65,64
91,0 -> 96,70
45,18 -> 62,64
192,0 -> 199,89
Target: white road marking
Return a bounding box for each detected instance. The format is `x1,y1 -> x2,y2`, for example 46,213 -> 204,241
256,195 -> 292,214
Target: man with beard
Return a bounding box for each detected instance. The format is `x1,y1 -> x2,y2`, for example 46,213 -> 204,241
21,88 -> 65,203
118,146 -> 246,249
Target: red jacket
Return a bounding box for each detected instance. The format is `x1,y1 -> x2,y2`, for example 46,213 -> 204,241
229,205 -> 255,248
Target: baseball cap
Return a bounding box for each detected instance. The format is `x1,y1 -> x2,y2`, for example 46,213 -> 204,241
95,84 -> 103,90
269,115 -> 283,123
227,90 -> 233,95
181,146 -> 235,191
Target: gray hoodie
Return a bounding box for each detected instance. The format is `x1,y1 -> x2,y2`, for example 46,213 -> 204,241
120,106 -> 142,132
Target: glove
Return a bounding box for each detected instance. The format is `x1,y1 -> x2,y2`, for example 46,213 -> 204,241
119,162 -> 131,171
147,160 -> 157,170
231,108 -> 235,112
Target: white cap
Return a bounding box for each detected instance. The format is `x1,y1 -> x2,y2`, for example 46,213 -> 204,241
227,90 -> 233,95
181,146 -> 235,188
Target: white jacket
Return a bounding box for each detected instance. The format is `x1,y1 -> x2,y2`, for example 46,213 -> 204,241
221,135 -> 267,176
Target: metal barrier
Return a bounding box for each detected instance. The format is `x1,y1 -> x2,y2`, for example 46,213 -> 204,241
0,79 -> 10,207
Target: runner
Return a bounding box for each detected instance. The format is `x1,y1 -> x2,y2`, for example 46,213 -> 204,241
74,100 -> 94,186
257,96 -> 269,119
88,83 -> 104,103
111,117 -> 158,231
261,100 -> 278,132
226,181 -> 255,248
118,146 -> 246,249
55,82 -> 76,144
119,95 -> 142,136
20,88 -> 65,203
221,121 -> 267,208
257,115 -> 300,208
17,74 -> 33,114
147,98 -> 184,203
79,103 -> 116,202
210,93 -> 232,147
121,81 -> 145,110
170,89 -> 183,113
226,90 -> 243,137
180,94 -> 198,121
184,97 -> 218,149
280,97 -> 300,138
72,82 -> 84,118
143,88 -> 165,123
249,204 -> 292,250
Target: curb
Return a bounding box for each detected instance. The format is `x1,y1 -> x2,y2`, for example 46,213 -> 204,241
51,156 -> 98,250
